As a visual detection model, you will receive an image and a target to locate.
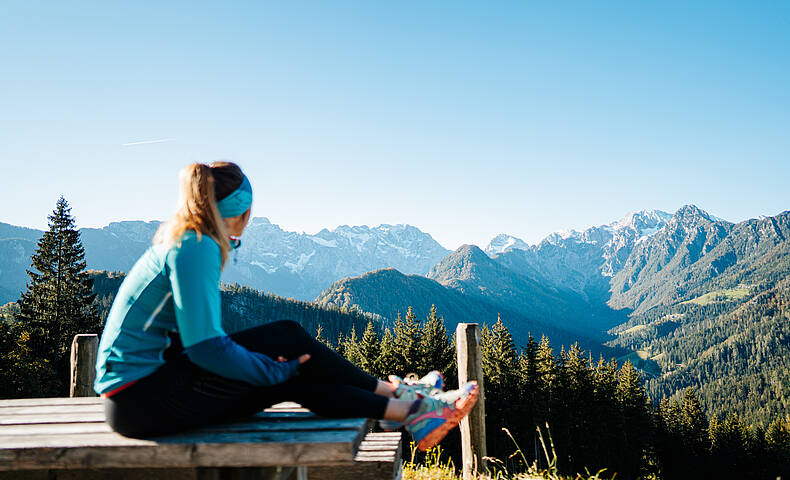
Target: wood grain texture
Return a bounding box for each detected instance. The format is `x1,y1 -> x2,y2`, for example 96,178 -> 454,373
69,334 -> 98,398
456,323 -> 487,480
0,399 -> 368,471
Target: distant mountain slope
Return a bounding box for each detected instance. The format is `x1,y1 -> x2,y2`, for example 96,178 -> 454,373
224,218 -> 449,300
609,207 -> 790,314
483,210 -> 673,300
608,277 -> 790,426
88,271 -> 375,343
0,238 -> 37,304
427,245 -> 620,335
0,218 -> 449,303
315,267 -> 621,357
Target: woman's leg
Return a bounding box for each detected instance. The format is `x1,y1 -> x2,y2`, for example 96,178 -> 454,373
105,345 -> 406,438
230,320 -> 385,392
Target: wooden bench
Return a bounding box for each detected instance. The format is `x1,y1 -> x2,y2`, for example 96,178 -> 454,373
0,398 -> 402,480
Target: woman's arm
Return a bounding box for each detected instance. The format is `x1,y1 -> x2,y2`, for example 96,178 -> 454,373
167,234 -> 299,386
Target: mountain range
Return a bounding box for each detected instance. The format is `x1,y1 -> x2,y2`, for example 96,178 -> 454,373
0,218 -> 449,304
3,204 -> 789,421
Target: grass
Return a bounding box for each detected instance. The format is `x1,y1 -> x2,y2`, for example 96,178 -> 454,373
402,426 -> 612,480
680,287 -> 752,306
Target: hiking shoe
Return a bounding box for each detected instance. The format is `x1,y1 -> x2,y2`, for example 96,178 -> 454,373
390,370 -> 444,401
378,371 -> 446,431
405,381 -> 479,451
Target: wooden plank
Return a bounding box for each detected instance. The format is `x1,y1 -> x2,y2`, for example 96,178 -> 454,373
0,418 -> 367,437
0,430 -> 365,470
0,413 -> 106,425
0,398 -> 102,408
0,404 -> 105,415
0,429 -> 360,448
0,423 -> 111,436
0,399 -> 302,409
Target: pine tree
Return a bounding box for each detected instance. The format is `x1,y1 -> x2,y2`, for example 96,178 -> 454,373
392,307 -> 420,375
765,416 -> 790,472
376,327 -> 399,378
357,320 -> 380,376
343,325 -> 362,366
616,361 -> 652,479
534,335 -> 556,425
335,332 -> 346,358
418,305 -> 454,378
16,197 -> 100,395
680,388 -> 709,459
480,315 -> 522,461
315,323 -> 333,348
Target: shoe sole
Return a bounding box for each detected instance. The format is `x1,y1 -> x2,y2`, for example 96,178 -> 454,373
416,382 -> 479,451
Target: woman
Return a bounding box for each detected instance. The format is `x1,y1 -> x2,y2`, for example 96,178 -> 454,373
94,161 -> 478,451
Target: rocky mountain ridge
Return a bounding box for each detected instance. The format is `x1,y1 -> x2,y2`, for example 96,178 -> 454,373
0,218 -> 449,303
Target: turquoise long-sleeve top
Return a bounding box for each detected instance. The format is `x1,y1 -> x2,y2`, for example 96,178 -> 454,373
94,230 -> 298,394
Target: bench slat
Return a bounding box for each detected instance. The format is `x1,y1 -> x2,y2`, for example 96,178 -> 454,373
1,413 -> 106,425
0,409 -> 316,426
0,404 -> 105,415
0,398 -> 372,472
0,398 -> 102,407
0,430 -> 364,470
0,417 -> 367,436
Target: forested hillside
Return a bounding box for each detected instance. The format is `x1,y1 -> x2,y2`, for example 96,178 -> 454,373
89,271 -> 377,344
314,267 -> 621,357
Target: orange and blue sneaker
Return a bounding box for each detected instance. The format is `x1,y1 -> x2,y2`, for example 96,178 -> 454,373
378,371 -> 445,431
390,370 -> 444,401
405,380 -> 479,451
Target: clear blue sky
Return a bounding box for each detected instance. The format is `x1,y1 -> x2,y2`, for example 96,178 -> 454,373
1,1 -> 788,249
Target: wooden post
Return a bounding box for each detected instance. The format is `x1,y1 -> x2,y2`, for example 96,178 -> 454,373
70,334 -> 98,397
456,323 -> 487,480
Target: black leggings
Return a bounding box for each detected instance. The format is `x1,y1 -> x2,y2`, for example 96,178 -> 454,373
105,320 -> 389,438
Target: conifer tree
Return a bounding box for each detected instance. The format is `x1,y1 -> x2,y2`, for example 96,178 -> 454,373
765,416 -> 790,470
376,327 -> 399,378
534,335 -> 556,423
418,305 -> 454,378
393,307 -> 420,375
342,325 -> 362,366
315,323 -> 333,348
480,315 -> 522,458
357,320 -> 380,376
680,388 -> 709,458
16,197 -> 100,395
709,413 -> 751,476
335,332 -> 346,358
616,361 -> 652,479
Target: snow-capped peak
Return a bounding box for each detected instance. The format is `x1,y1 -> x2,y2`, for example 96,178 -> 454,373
485,234 -> 530,255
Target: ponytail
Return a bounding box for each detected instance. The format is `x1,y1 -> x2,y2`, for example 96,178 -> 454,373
154,163 -> 231,267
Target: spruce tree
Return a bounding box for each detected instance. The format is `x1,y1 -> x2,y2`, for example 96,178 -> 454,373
418,305 -> 454,378
393,307 -> 420,375
315,323 -> 332,348
16,197 -> 100,395
376,327 -> 399,378
342,325 -> 362,366
357,320 -> 380,376
680,388 -> 709,459
534,335 -> 556,424
480,315 -> 521,460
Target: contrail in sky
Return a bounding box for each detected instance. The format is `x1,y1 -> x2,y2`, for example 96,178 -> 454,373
121,138 -> 175,146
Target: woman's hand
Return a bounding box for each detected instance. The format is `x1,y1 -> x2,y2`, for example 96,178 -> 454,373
277,354 -> 311,364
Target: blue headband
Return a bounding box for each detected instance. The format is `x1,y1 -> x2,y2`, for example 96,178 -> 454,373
216,175 -> 253,218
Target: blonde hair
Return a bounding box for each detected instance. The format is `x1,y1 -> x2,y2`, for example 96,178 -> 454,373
154,163 -> 234,267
